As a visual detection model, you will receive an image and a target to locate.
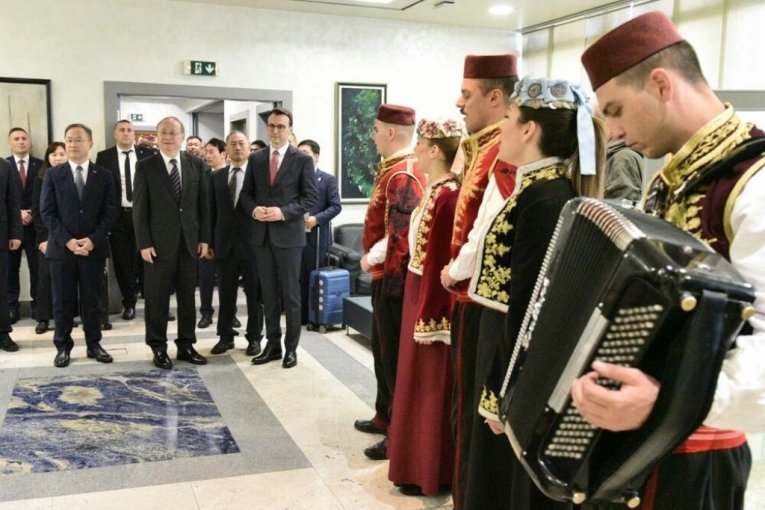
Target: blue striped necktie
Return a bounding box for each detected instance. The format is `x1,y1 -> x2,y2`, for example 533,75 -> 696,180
169,158 -> 181,200
75,165 -> 85,200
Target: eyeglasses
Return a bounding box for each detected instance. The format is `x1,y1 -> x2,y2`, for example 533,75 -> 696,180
267,124 -> 289,132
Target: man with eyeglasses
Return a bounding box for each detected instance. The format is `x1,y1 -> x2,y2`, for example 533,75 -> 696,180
40,123 -> 116,367
133,116 -> 211,369
240,107 -> 317,369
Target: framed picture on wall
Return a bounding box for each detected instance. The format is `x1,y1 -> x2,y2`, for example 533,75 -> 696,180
335,82 -> 387,202
0,77 -> 52,159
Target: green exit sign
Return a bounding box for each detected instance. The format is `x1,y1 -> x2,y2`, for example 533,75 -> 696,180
190,60 -> 217,76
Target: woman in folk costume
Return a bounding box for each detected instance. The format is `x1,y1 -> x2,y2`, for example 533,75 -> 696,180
466,76 -> 607,509
387,118 -> 464,496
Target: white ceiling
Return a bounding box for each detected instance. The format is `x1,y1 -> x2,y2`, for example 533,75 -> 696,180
174,0 -> 631,31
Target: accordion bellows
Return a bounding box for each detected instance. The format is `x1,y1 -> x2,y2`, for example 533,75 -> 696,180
499,198 -> 755,507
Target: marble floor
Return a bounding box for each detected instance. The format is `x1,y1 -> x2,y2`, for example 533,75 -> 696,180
0,292 -> 762,509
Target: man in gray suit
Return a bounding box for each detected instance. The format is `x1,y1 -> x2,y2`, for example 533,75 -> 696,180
133,116 -> 211,369
240,108 -> 317,369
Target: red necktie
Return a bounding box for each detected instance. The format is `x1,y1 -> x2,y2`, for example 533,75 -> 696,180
270,150 -> 279,185
18,160 -> 26,189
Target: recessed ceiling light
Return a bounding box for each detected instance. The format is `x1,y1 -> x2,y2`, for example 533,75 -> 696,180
489,4 -> 514,16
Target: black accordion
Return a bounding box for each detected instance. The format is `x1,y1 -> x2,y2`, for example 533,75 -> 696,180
498,198 -> 756,507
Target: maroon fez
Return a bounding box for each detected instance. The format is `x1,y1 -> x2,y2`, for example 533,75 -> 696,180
581,11 -> 684,90
376,104 -> 416,126
463,54 -> 517,79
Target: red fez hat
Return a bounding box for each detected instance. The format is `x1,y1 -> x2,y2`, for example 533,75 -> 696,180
376,104 -> 416,126
581,11 -> 684,90
463,54 -> 517,79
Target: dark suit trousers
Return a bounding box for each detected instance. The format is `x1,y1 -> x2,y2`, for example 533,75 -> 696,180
198,257 -> 215,315
36,251 -> 52,321
216,255 -> 263,340
109,208 -> 138,308
0,250 -> 11,335
7,224 -> 38,313
49,255 -> 105,350
254,237 -> 302,353
143,237 -> 197,348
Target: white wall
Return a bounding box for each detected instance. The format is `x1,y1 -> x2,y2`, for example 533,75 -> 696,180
0,0 -> 517,224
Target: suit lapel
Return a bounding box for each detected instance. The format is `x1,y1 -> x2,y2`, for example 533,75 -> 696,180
272,146 -> 292,188
153,154 -> 176,201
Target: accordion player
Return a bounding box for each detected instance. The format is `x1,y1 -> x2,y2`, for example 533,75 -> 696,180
497,198 -> 756,507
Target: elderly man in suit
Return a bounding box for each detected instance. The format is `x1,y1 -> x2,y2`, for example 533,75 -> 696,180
240,107 -> 317,369
95,120 -> 156,322
40,123 -> 116,367
296,139 -> 341,325
0,158 -> 23,351
208,131 -> 264,356
133,116 -> 211,369
6,127 -> 43,323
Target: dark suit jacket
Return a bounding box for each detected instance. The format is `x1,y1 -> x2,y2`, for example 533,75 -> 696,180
210,165 -> 255,260
132,152 -> 211,260
0,158 -> 23,244
239,144 -> 318,249
306,169 -> 341,250
5,155 -> 42,210
95,145 -> 156,207
40,162 -> 116,260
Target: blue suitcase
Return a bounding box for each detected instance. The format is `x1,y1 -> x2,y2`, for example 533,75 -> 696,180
308,267 -> 351,333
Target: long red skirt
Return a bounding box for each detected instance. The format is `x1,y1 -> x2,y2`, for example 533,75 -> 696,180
388,272 -> 455,495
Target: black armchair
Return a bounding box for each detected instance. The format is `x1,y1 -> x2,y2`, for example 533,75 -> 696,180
329,223 -> 372,295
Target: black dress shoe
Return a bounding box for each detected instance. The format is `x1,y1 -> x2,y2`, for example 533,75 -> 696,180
354,419 -> 387,435
364,438 -> 388,460
122,307 -> 136,320
197,313 -> 213,328
282,350 -> 297,369
245,340 -> 261,357
152,348 -> 173,369
35,320 -> 49,334
397,484 -> 424,497
54,349 -> 70,368
101,322 -> 113,331
177,345 -> 207,365
86,344 -> 113,363
211,338 -> 234,355
251,344 -> 282,365
232,317 -> 241,328
167,312 -> 176,321
0,336 -> 20,352
9,309 -> 19,325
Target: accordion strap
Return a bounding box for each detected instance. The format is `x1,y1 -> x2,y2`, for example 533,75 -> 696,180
673,426 -> 746,454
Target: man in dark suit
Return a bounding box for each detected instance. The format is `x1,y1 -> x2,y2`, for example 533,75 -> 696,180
40,124 -> 116,367
208,131 -> 264,357
0,158 -> 23,351
95,120 -> 156,322
6,127 -> 43,323
296,140 -> 341,325
240,108 -> 318,369
133,116 -> 211,369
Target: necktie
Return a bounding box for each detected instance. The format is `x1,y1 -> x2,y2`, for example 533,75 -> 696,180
270,150 -> 279,185
123,151 -> 133,202
18,160 -> 26,190
169,158 -> 181,201
75,165 -> 85,200
229,167 -> 240,206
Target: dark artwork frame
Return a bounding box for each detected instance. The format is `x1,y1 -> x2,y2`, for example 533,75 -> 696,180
335,82 -> 387,202
0,77 -> 53,160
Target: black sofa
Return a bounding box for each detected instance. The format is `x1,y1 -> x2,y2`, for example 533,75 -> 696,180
329,223 -> 372,295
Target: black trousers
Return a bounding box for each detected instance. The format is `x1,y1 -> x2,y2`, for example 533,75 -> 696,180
35,250 -> 52,321
370,278 -> 404,427
7,224 -> 37,314
143,240 -> 198,349
198,257 -> 215,316
216,255 -> 263,341
109,208 -> 138,309
0,250 -> 11,336
49,255 -> 104,350
254,238 -> 302,352
450,300 -> 483,510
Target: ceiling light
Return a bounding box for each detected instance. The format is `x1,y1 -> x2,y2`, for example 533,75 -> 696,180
489,4 -> 514,16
